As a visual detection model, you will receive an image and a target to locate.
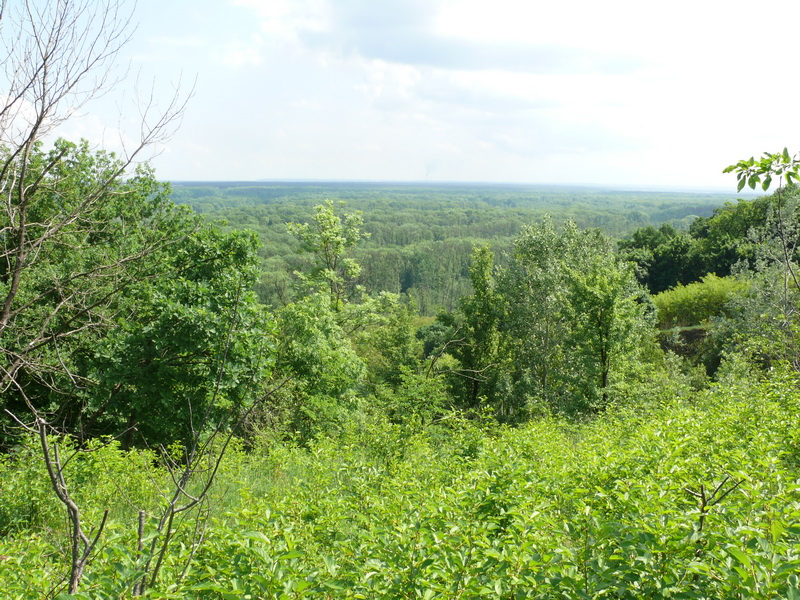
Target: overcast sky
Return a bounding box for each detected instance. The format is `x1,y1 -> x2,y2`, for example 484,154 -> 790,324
59,0 -> 800,189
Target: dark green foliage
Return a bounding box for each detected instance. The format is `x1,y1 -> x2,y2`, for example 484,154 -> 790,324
689,194 -> 778,277
619,224 -> 704,293
0,141 -> 276,450
416,313 -> 457,360
622,186 -> 800,295
263,204 -> 445,444
352,295 -> 421,389
86,228 -> 275,447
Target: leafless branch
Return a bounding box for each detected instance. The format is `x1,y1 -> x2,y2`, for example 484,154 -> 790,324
0,0 -> 193,593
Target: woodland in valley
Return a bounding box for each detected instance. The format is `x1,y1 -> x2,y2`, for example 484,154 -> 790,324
170,181 -> 726,315
4,1 -> 800,599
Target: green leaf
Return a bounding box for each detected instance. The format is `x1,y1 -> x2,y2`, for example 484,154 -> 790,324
762,175 -> 772,191
776,560 -> 800,575
787,524 -> 800,535
322,580 -> 348,591
243,531 -> 270,542
727,547 -> 751,568
737,178 -> 747,192
770,520 -> 785,542
294,580 -> 311,593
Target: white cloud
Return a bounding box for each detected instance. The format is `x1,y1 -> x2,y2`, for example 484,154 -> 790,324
355,59 -> 423,110
216,35 -> 265,68
146,36 -> 208,49
107,0 -> 800,187
233,0 -> 332,43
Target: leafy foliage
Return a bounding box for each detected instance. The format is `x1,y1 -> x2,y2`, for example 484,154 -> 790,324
9,137 -> 800,599
653,274 -> 749,329
723,148 -> 800,192
87,227 -> 275,447
477,219 -> 655,416
5,369 -> 800,598
621,187 -> 800,294
453,246 -> 502,409
173,182 -> 727,315
287,200 -> 367,311
618,224 -> 703,293
0,141 -> 276,449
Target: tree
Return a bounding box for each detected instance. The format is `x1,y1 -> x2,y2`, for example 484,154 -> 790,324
721,150 -> 800,370
497,219 -> 652,415
287,200 -> 368,311
724,150 -> 800,293
84,224 -> 275,449
564,240 -> 651,405
0,147 -> 280,448
498,218 -> 575,416
0,0 -> 189,417
453,245 -> 501,409
0,1 -> 211,593
0,145 -> 240,440
689,196 -> 776,279
268,202 -> 375,441
619,224 -> 703,293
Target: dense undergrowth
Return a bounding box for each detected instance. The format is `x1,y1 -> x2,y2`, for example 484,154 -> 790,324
3,365 -> 800,599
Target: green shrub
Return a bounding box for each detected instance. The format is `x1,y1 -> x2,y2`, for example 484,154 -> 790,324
654,274 -> 749,329
7,369 -> 800,598
0,437 -> 63,535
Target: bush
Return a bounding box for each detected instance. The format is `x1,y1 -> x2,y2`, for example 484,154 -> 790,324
653,274 -> 749,329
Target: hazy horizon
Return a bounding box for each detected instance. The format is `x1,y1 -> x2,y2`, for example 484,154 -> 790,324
53,0 -> 800,190
168,178 -> 752,196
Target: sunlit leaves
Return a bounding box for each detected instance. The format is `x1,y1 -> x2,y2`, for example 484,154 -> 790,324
496,219 -> 653,415
287,200 -> 368,311
5,368 -> 800,597
725,149 -> 800,192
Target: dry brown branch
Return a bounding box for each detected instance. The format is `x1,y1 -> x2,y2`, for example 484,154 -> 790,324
0,0 -> 193,593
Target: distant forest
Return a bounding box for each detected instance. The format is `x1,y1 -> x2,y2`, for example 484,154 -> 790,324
170,181 -> 732,314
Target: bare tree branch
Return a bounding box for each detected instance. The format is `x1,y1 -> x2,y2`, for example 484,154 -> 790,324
0,1 -> 192,593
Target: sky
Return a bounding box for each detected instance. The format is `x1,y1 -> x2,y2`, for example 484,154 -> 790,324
53,0 -> 800,189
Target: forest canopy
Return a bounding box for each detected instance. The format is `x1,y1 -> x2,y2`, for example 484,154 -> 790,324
169,181 -> 730,314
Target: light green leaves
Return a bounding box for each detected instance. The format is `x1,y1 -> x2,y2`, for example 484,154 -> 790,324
287,200 -> 368,311
497,219 -> 653,415
725,149 -> 800,192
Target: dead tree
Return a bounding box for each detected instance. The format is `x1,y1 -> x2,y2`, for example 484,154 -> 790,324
0,0 -> 189,593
